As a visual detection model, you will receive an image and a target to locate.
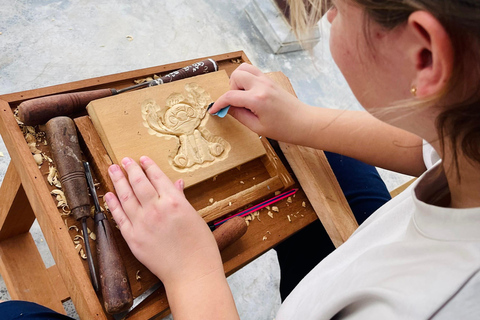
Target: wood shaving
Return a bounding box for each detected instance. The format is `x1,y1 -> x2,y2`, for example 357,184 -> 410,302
28,142 -> 42,154
272,206 -> 279,212
89,232 -> 96,241
228,201 -> 232,206
262,236 -> 267,241
74,235 -> 85,243
134,74 -> 160,84
212,175 -> 218,181
302,201 -> 306,207
287,197 -> 292,203
61,206 -> 71,215
267,211 -> 274,219
51,189 -> 67,208
287,215 -> 291,222
209,198 -> 214,204
136,270 -> 141,281
79,248 -> 87,260
126,35 -> 134,41
103,201 -> 109,212
69,225 -> 79,232
47,166 -> 62,188
75,244 -> 82,253
275,191 -> 281,196
0,152 -> 3,157
239,180 -> 244,184
33,153 -> 43,165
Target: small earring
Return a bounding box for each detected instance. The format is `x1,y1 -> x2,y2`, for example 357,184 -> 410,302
410,86 -> 417,97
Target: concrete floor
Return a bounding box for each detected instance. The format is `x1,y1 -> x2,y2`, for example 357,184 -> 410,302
0,1 -> 412,319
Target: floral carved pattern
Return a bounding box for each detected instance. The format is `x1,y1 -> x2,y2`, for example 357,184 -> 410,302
141,83 -> 230,171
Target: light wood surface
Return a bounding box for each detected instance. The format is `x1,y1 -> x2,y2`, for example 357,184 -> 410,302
87,70 -> 266,188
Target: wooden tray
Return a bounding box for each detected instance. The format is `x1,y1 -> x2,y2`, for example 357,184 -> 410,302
0,51 -> 342,320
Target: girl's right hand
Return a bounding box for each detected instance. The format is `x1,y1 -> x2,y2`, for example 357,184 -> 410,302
209,63 -> 310,143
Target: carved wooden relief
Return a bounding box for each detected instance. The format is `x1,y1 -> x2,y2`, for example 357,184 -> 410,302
87,70 -> 266,188
141,83 -> 230,172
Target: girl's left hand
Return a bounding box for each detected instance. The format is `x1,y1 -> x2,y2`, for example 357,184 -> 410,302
104,156 -> 223,288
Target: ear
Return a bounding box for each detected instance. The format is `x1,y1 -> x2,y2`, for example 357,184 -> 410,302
407,11 -> 454,98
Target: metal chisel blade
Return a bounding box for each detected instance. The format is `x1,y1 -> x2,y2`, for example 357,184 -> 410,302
113,282 -> 163,320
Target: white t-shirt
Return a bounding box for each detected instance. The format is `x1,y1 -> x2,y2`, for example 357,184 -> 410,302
277,143 -> 480,319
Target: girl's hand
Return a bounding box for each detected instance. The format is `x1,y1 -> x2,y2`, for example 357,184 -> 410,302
105,156 -> 223,287
209,63 -> 311,143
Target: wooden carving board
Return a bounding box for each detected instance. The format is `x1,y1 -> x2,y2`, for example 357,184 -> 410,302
87,70 -> 266,188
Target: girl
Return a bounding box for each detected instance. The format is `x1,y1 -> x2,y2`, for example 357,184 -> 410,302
4,0 -> 479,319
106,0 -> 480,318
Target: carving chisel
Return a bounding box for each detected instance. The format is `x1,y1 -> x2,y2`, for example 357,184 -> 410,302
83,161 -> 133,314
45,116 -> 99,292
18,59 -> 218,126
113,216 -> 248,320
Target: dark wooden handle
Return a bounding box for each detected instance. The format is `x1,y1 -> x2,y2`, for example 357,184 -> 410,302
18,88 -> 114,126
96,215 -> 133,314
157,58 -> 218,84
45,116 -> 91,221
213,216 -> 248,252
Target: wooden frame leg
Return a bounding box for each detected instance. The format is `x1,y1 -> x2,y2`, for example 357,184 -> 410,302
0,162 -> 67,314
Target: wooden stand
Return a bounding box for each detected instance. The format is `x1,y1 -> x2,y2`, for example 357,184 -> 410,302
0,51 -> 357,319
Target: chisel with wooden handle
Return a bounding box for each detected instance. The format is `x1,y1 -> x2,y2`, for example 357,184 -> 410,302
45,116 -> 100,292
84,161 -> 134,315
113,216 -> 248,320
18,59 -> 218,126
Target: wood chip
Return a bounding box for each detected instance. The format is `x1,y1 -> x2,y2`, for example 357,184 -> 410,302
136,270 -> 141,281
126,35 -> 134,41
209,198 -> 214,204
272,206 -> 279,212
33,153 -> 43,165
267,211 -> 274,219
79,248 -> 87,260
287,215 -> 291,222
287,197 -> 292,203
302,201 -> 306,207
262,236 -> 267,241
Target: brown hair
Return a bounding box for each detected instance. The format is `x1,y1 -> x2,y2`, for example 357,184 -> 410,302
288,0 -> 480,167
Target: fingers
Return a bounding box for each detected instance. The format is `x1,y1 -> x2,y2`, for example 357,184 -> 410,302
139,156 -> 177,196
174,179 -> 185,192
229,69 -> 259,91
228,106 -> 263,134
108,163 -> 142,215
210,89 -> 255,114
121,157 -> 159,206
235,63 -> 264,77
105,191 -> 132,234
